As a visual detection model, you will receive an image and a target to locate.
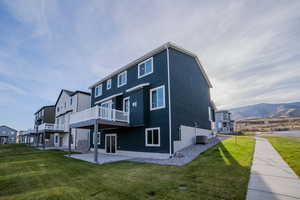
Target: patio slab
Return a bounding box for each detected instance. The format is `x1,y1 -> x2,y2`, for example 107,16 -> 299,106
68,136 -> 228,165
69,153 -> 132,164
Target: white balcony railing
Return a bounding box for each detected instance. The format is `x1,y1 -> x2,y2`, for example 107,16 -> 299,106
38,123 -> 66,132
70,105 -> 129,125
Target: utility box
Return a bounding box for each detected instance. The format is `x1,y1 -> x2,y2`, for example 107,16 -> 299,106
196,135 -> 208,144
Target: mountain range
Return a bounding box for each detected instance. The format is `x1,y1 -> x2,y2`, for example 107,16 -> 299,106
229,101 -> 300,120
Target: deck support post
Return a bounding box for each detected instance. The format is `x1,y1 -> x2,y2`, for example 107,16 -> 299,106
68,128 -> 72,157
93,120 -> 98,163
43,131 -> 46,150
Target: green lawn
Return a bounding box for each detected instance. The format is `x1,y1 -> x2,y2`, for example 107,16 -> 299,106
0,137 -> 255,200
266,136 -> 300,177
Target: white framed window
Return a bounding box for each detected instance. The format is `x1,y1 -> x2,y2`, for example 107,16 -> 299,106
107,79 -> 112,90
208,106 -> 212,121
117,71 -> 127,87
95,84 -> 102,97
138,57 -> 153,78
97,132 -> 101,144
145,127 -> 160,147
150,85 -> 165,111
123,97 -> 130,113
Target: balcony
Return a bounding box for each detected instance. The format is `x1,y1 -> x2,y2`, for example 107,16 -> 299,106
37,123 -> 67,132
70,106 -> 129,127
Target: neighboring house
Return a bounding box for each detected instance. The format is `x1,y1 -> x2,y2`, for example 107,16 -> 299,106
69,42 -> 214,160
215,110 -> 234,134
33,105 -> 56,147
0,125 -> 17,144
16,130 -> 25,143
54,90 -> 91,150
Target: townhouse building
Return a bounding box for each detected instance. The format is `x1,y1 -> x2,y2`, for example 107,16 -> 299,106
69,42 -> 215,161
54,90 -> 91,149
0,125 -> 17,144
215,110 -> 234,134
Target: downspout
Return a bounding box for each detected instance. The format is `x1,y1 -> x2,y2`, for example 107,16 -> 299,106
167,47 -> 172,157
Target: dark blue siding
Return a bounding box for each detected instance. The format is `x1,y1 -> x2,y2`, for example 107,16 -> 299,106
90,50 -> 170,154
169,48 -> 211,153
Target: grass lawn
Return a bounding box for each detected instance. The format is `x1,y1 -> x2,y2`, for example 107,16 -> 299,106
0,137 -> 255,200
266,136 -> 300,177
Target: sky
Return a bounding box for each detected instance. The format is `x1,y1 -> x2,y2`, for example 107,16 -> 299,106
0,0 -> 300,130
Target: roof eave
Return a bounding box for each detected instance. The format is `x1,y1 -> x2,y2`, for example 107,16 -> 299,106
88,42 -> 213,89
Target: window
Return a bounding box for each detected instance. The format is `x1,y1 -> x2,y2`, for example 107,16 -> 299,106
123,97 -> 130,113
150,85 -> 165,110
71,134 -> 74,144
117,71 -> 127,87
138,57 -> 153,78
55,135 -> 58,143
70,97 -> 73,105
145,128 -> 160,147
107,79 -> 111,90
64,102 -> 66,108
208,106 -> 212,121
97,132 -> 101,144
95,84 -> 102,97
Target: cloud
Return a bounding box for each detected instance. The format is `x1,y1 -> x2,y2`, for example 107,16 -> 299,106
0,0 -> 300,129
0,81 -> 27,96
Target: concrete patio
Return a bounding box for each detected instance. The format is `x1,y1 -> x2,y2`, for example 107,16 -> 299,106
68,136 -> 228,165
69,152 -> 132,164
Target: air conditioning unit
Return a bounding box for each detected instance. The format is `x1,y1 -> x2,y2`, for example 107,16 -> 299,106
196,135 -> 208,144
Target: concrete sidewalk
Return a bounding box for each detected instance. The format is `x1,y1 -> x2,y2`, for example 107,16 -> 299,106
247,137 -> 300,200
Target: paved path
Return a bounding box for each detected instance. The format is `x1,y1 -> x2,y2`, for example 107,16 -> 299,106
260,130 -> 300,138
247,137 -> 300,200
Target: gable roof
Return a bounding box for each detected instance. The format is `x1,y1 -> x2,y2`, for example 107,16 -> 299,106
70,90 -> 91,96
55,89 -> 90,106
89,42 -> 213,89
55,89 -> 74,106
0,125 -> 17,132
34,105 -> 55,114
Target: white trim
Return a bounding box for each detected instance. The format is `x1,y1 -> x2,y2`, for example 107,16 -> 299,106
150,85 -> 166,111
138,57 -> 153,79
95,84 -> 102,97
94,93 -> 123,104
105,134 -> 117,153
123,97 -> 130,113
106,79 -> 111,90
117,71 -> 127,88
145,127 -> 160,147
126,83 -> 150,93
167,48 -> 172,157
88,42 -> 212,89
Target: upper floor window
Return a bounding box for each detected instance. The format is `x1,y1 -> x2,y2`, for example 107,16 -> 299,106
138,57 -> 153,78
70,97 -> 73,105
145,127 -> 160,147
117,71 -> 127,87
107,79 -> 112,90
95,84 -> 102,97
57,107 -> 60,112
150,85 -> 165,111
